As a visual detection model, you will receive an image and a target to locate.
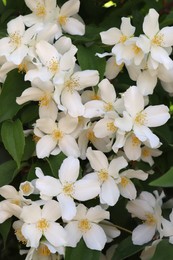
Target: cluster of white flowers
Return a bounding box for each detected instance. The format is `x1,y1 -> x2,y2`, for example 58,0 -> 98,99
0,0 -> 173,259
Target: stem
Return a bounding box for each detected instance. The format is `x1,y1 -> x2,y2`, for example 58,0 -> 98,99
114,224 -> 132,234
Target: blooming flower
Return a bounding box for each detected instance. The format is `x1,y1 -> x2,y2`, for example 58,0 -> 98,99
20,200 -> 67,248
65,204 -> 110,250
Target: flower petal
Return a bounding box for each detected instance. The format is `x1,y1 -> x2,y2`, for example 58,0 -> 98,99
44,222 -> 67,247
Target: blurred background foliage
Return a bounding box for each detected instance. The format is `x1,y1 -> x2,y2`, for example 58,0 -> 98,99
0,0 -> 173,259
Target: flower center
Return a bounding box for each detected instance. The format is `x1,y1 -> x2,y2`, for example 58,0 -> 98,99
78,219 -> 91,232
33,134 -> 41,143
65,79 -> 79,93
15,228 -> 27,244
134,112 -> 146,125
38,244 -> 51,256
91,94 -> 100,100
119,35 -> 127,43
87,130 -> 96,142
36,3 -> 46,17
98,169 -> 109,182
152,34 -> 163,46
58,15 -> 67,26
48,58 -> 59,74
39,93 -> 51,106
18,62 -> 27,73
52,129 -> 64,141
133,45 -> 141,55
11,199 -> 21,206
63,183 -> 74,196
37,218 -> 49,231
107,122 -> 117,132
20,182 -> 32,195
104,102 -> 114,112
120,176 -> 129,187
131,135 -> 141,146
10,32 -> 21,48
145,213 -> 156,225
142,147 -> 150,157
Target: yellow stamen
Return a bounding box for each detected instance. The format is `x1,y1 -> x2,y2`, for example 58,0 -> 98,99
98,169 -> 109,182
10,32 -> 21,48
18,62 -> 27,73
131,135 -> 141,146
78,219 -> 91,232
120,176 -> 129,187
135,112 -> 146,125
52,129 -> 64,141
37,218 -> 49,231
20,182 -> 32,195
142,148 -> 150,157
65,79 -> 79,93
119,35 -> 127,43
38,244 -> 51,256
91,94 -> 100,100
33,134 -> 41,143
145,213 -> 156,225
58,15 -> 67,26
36,3 -> 46,17
107,122 -> 117,132
11,199 -> 20,206
104,102 -> 113,112
152,34 -> 163,46
133,45 -> 141,55
39,93 -> 51,107
15,228 -> 27,244
63,183 -> 74,196
48,58 -> 59,74
87,130 -> 96,142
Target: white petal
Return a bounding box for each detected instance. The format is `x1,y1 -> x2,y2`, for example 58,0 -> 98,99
151,46 -> 173,70
83,223 -> 107,250
132,223 -> 156,245
119,179 -> 136,200
60,0 -> 80,16
101,178 -> 120,206
58,194 -> 76,221
105,56 -> 123,79
137,70 -> 157,96
86,147 -> 108,171
123,134 -> 141,161
100,28 -> 121,45
36,40 -> 59,66
98,78 -> 116,103
134,125 -> 160,148
44,222 -> 67,247
36,176 -> 61,197
7,16 -> 25,35
0,185 -> 18,199
21,223 -> 42,248
65,221 -> 82,247
59,134 -> 80,157
124,86 -> 144,117
36,118 -> 57,134
59,156 -> 79,183
86,205 -> 109,223
36,135 -> 57,158
8,45 -> 28,65
74,179 -> 100,201
72,70 -> 99,90
108,156 -> 128,178
144,105 -> 170,127
120,17 -> 135,37
115,112 -> 133,132
42,200 -> 61,221
159,27 -> 173,47
58,114 -> 78,134
20,204 -> 41,223
62,17 -> 85,36
143,9 -> 159,38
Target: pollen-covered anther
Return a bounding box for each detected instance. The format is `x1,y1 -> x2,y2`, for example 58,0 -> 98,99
35,3 -> 46,17
98,169 -> 109,182
131,135 -> 141,146
135,112 -> 147,125
142,148 -> 150,157
65,78 -> 79,93
63,183 -> 74,196
78,219 -> 91,233
10,32 -> 21,48
58,15 -> 67,26
120,176 -> 129,187
18,62 -> 27,73
38,244 -> 51,256
37,218 -> 49,231
52,129 -> 64,141
87,130 -> 96,142
152,34 -> 164,46
107,122 -> 117,132
133,45 -> 141,55
119,35 -> 127,43
33,134 -> 41,143
104,102 -> 114,112
15,228 -> 27,244
145,213 -> 156,225
39,93 -> 51,107
48,58 -> 59,74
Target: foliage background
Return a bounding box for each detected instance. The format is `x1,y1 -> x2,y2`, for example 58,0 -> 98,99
0,0 -> 173,259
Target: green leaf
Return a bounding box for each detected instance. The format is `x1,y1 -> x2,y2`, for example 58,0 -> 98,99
46,153 -> 66,177
0,69 -> 30,122
22,135 -> 35,161
150,167 -> 173,187
2,0 -> 6,6
151,239 -> 173,260
0,160 -> 18,186
1,119 -> 25,168
77,45 -> 106,80
65,239 -> 100,260
112,236 -> 146,260
0,219 -> 11,247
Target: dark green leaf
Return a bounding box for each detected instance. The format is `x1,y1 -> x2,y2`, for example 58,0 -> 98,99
150,167 -> 173,187
0,219 -> 11,247
151,239 -> 173,260
22,135 -> 35,161
65,239 -> 100,260
0,69 -> 30,122
112,236 -> 146,260
0,160 -> 17,186
1,119 -> 25,168
77,45 -> 106,80
46,153 -> 66,177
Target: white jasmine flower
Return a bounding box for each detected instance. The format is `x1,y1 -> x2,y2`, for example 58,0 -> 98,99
115,86 -> 170,148
86,147 -> 128,206
65,204 -> 109,250
126,191 -> 164,245
20,200 -> 67,248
